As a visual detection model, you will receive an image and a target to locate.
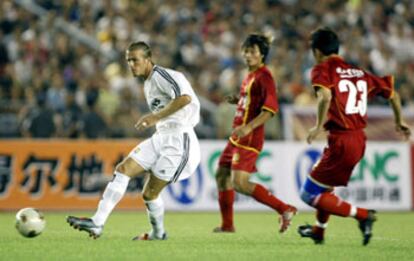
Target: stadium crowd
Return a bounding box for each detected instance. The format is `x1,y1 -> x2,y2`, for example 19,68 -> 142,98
0,0 -> 413,139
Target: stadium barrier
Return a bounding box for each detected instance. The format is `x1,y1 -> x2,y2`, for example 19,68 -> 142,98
0,140 -> 412,211
0,140 -> 144,210
163,141 -> 412,211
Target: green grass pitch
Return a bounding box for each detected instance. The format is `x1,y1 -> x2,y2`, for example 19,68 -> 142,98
1,211 -> 413,260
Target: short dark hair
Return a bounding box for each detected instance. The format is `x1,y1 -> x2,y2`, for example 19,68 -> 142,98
127,41 -> 152,58
310,28 -> 339,55
242,34 -> 272,63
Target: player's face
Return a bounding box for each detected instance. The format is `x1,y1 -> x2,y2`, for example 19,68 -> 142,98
242,45 -> 263,70
126,49 -> 151,78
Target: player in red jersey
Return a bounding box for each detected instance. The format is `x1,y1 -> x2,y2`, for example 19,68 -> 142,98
298,28 -> 411,245
214,34 -> 297,234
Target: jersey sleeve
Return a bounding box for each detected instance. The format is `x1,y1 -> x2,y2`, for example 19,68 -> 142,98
153,67 -> 182,99
311,63 -> 332,90
366,73 -> 394,99
259,72 -> 279,114
172,72 -> 193,97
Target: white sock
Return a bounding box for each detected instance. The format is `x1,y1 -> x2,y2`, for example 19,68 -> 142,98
91,172 -> 130,226
315,221 -> 328,229
350,206 -> 357,217
145,197 -> 165,238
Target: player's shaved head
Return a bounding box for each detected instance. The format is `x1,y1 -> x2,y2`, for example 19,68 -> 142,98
127,41 -> 152,58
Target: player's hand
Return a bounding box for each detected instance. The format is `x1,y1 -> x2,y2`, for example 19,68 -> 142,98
232,125 -> 253,139
396,122 -> 411,140
135,114 -> 160,131
307,126 -> 322,144
225,94 -> 239,104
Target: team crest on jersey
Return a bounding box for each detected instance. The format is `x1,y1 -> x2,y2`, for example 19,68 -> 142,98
232,153 -> 240,164
150,98 -> 161,111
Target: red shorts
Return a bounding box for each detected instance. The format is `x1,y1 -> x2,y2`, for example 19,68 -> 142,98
218,141 -> 259,173
310,130 -> 366,187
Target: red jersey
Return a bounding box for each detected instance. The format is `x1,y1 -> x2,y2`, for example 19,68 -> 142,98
311,55 -> 394,131
229,66 -> 278,153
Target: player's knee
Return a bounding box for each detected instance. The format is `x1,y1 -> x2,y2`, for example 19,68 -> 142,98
115,159 -> 139,178
215,173 -> 225,184
215,167 -> 231,189
115,163 -> 125,174
232,181 -> 242,193
231,175 -> 246,194
216,167 -> 229,179
300,189 -> 316,206
142,189 -> 158,201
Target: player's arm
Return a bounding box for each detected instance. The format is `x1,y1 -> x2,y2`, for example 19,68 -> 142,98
154,95 -> 191,119
307,86 -> 331,144
135,95 -> 191,130
389,92 -> 411,140
232,110 -> 273,139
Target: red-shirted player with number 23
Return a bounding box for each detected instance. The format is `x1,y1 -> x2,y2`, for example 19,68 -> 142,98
213,34 -> 297,234
298,28 -> 411,246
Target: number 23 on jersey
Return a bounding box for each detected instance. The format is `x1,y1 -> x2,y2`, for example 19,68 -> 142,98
338,79 -> 367,116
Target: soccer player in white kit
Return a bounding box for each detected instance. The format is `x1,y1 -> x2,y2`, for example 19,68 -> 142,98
67,41 -> 201,240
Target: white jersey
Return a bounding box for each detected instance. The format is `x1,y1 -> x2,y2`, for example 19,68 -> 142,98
143,65 -> 200,131
129,65 -> 201,182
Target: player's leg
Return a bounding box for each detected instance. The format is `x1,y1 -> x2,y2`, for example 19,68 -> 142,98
298,177 -> 331,243
133,173 -> 169,241
214,166 -> 235,232
299,177 -> 376,245
135,130 -> 200,240
231,170 -> 297,233
313,189 -> 376,245
67,138 -> 156,238
214,142 -> 235,232
67,157 -> 146,238
313,209 -> 330,241
91,157 -> 145,225
230,146 -> 297,233
302,132 -> 376,245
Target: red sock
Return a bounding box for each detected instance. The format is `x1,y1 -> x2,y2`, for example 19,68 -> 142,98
314,192 -> 351,217
314,192 -> 369,220
316,209 -> 330,224
252,184 -> 289,214
313,209 -> 330,238
218,190 -> 235,229
356,208 -> 369,220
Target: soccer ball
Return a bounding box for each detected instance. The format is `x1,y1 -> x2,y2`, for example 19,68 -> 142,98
15,208 -> 46,238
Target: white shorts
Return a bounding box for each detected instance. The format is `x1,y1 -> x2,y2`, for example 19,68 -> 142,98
128,127 -> 200,182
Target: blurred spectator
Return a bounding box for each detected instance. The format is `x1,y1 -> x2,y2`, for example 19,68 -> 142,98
110,87 -> 143,138
46,72 -> 66,113
215,102 -> 236,139
59,91 -> 82,138
21,91 -> 56,138
79,89 -> 107,139
0,0 -> 413,139
0,34 -> 13,101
